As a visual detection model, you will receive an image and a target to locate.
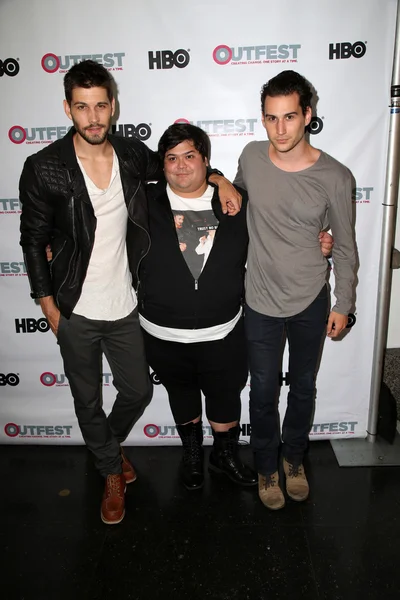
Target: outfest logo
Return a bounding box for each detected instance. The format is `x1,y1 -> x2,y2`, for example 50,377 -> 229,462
310,421 -> 358,435
41,52 -> 125,74
352,187 -> 374,204
0,199 -> 21,214
144,424 -> 213,439
213,43 -> 301,66
0,261 -> 27,276
175,117 -> 257,137
8,125 -> 72,145
4,422 -> 73,438
40,372 -> 112,387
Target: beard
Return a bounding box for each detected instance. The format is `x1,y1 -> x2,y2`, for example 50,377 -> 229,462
73,119 -> 110,145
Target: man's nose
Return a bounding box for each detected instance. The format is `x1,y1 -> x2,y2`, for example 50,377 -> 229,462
276,119 -> 286,135
88,107 -> 101,123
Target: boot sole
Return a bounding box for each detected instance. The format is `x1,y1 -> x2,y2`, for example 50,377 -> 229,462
208,463 -> 258,487
182,480 -> 204,490
101,509 -> 126,525
123,473 -> 137,484
260,499 -> 286,510
286,491 -> 309,502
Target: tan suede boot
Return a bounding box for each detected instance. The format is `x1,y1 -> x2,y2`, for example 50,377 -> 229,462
283,459 -> 309,501
258,472 -> 285,510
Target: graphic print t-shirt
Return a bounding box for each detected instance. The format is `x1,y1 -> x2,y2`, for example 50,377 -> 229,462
168,184 -> 219,281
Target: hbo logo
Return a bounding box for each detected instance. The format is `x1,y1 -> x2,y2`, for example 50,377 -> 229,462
111,123 -> 152,142
306,117 -> 323,135
329,41 -> 366,60
0,58 -> 19,77
150,371 -> 161,385
15,318 -> 50,334
148,49 -> 190,70
0,373 -> 20,386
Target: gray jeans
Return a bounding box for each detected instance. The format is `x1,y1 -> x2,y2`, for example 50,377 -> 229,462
57,308 -> 153,477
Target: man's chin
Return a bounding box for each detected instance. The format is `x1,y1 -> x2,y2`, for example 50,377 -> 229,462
73,125 -> 108,146
86,136 -> 107,146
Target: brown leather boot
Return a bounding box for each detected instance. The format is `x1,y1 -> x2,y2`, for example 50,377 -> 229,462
283,459 -> 309,501
120,447 -> 137,484
101,474 -> 126,525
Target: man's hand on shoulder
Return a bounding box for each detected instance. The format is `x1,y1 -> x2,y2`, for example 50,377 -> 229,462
326,311 -> 348,338
319,231 -> 334,257
208,173 -> 242,215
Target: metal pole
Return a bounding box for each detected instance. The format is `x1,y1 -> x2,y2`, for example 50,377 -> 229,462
367,0 -> 400,440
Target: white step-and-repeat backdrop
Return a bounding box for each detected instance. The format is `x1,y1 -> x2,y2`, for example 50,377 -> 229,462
0,0 -> 397,444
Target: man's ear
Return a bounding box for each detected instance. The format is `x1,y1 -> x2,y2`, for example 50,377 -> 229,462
63,99 -> 72,121
304,106 -> 312,127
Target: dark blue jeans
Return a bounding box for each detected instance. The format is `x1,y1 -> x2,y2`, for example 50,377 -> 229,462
245,286 -> 329,476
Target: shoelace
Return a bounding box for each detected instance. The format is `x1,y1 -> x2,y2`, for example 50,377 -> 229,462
263,475 -> 277,489
288,464 -> 302,478
106,475 -> 123,496
183,438 -> 202,464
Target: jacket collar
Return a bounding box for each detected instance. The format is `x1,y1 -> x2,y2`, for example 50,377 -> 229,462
59,126 -> 79,169
58,127 -> 139,204
58,127 -> 132,167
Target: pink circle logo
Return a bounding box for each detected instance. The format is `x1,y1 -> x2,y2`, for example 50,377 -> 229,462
212,45 -> 232,65
8,125 -> 26,144
143,424 -> 160,438
41,53 -> 60,73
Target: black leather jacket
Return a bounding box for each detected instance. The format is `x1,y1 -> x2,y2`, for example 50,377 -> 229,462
19,127 -> 162,318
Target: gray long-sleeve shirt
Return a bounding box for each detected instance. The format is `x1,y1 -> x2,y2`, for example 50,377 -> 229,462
234,141 -> 356,317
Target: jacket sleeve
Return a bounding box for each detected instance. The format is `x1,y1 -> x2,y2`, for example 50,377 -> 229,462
19,157 -> 54,298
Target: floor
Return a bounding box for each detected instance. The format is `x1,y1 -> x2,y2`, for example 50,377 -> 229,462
1,441 -> 399,600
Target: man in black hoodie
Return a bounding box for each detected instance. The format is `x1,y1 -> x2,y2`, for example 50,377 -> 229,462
138,123 -> 257,490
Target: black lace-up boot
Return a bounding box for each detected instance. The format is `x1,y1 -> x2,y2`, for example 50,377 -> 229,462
176,421 -> 204,490
208,425 -> 257,486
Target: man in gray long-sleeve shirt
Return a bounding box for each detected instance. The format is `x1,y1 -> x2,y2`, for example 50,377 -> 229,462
234,70 -> 356,511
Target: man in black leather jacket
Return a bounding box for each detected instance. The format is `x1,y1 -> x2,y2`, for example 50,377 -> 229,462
19,60 -> 240,525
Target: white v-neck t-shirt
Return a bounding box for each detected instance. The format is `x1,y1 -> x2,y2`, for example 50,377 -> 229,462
73,151 -> 136,321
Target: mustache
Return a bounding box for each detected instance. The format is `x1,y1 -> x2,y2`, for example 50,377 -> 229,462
84,124 -> 105,131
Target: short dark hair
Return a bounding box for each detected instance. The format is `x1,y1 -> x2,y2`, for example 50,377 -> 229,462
63,59 -> 114,105
158,123 -> 211,162
260,70 -> 313,115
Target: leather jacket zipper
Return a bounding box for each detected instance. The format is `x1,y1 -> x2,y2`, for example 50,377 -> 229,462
49,240 -> 66,275
127,180 -> 151,289
56,172 -> 76,305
